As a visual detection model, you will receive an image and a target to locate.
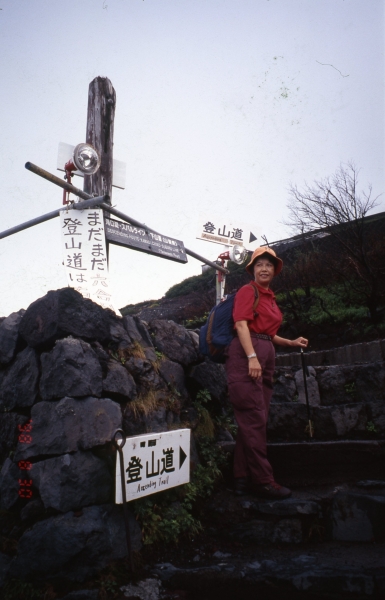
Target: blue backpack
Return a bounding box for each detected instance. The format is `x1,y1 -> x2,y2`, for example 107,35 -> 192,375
198,283 -> 259,363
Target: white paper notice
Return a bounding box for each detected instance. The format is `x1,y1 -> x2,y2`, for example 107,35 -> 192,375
60,207 -> 121,315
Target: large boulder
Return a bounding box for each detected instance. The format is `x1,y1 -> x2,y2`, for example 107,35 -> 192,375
124,358 -> 167,393
316,363 -> 385,406
103,360 -> 137,401
122,399 -> 178,437
188,361 -> 227,403
123,315 -> 157,361
0,458 -> 21,510
331,492 -> 385,542
32,451 -> 112,512
158,358 -> 189,399
316,366 -> 352,405
0,412 -> 29,463
271,372 -> 297,403
15,396 -> 122,460
0,553 -> 12,589
355,362 -> 385,404
9,504 -> 141,581
313,404 -> 367,439
366,401 -> 385,434
149,320 -> 198,366
267,404 -> 309,441
294,366 -> 320,407
40,337 -> 103,400
124,315 -> 154,349
0,347 -> 39,410
19,288 -> 114,349
109,318 -> 132,349
0,309 -> 25,365
90,341 -> 110,377
124,357 -> 153,380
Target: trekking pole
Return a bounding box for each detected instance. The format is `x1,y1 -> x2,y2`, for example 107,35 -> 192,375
300,348 -> 314,438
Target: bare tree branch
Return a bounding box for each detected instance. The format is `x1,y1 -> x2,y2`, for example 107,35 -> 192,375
283,162 -> 383,322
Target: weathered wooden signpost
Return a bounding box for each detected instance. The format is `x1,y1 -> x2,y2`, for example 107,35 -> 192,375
84,77 -> 116,203
0,77 -> 228,308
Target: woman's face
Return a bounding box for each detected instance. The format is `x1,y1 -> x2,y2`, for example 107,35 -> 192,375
253,258 -> 275,288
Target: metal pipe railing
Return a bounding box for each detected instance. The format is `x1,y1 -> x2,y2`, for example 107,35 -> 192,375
24,162 -> 229,274
0,196 -> 109,240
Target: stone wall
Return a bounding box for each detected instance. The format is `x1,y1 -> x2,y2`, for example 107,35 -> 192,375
270,362 -> 385,441
0,288 -> 384,585
0,288 -> 227,584
276,339 -> 385,367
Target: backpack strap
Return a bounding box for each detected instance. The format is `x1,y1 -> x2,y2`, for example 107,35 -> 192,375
249,283 -> 260,317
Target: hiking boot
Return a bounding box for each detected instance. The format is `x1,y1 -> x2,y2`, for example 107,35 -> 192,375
234,477 -> 251,496
253,481 -> 292,500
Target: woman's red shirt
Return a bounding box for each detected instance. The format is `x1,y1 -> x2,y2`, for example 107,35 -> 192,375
232,281 -> 283,337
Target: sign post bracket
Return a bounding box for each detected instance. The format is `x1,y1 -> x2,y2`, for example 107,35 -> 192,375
24,162 -> 230,275
0,196 -> 108,241
112,429 -> 134,573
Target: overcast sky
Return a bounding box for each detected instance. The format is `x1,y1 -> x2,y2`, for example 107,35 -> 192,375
0,0 -> 383,317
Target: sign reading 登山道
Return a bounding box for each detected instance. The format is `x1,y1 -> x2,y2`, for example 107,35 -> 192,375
197,220 -> 260,249
115,429 -> 190,503
60,207 -> 121,315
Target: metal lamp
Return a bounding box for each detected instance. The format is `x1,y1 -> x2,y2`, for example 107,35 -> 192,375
72,143 -> 101,175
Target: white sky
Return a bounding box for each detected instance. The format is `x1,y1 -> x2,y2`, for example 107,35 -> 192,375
0,0 -> 384,317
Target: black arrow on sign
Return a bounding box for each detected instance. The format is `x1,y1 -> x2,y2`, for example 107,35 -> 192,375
179,446 -> 187,469
249,232 -> 257,243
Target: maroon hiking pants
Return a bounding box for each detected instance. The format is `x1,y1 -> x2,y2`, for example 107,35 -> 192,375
225,336 -> 275,484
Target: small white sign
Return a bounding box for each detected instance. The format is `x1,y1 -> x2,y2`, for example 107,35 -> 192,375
115,429 -> 190,503
60,207 -> 121,315
197,220 -> 260,250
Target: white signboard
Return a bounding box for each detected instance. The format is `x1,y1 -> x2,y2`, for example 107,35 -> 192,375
197,219 -> 260,250
60,207 -> 120,315
115,429 -> 190,503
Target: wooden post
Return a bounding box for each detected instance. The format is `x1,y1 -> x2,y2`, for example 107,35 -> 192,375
84,77 -> 116,204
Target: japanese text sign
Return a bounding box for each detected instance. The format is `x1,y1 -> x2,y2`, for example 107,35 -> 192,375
115,429 -> 190,503
105,217 -> 187,264
197,221 -> 244,246
197,219 -> 260,249
60,207 -> 120,314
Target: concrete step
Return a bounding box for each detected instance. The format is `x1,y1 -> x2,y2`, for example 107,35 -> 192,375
219,440 -> 385,486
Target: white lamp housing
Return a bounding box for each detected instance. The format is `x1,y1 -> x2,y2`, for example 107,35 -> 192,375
73,143 -> 101,175
230,245 -> 247,264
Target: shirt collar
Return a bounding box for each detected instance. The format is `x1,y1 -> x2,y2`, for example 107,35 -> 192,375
251,281 -> 275,297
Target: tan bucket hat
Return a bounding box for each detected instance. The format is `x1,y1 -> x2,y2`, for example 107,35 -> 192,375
246,246 -> 283,276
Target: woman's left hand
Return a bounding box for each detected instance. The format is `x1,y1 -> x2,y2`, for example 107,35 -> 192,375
291,337 -> 308,348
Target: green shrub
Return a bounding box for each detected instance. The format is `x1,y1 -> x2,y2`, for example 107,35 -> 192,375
132,436 -> 227,546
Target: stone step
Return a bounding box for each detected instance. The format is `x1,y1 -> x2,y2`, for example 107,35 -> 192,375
267,401 -> 384,443
204,481 -> 385,547
153,541 -> 385,600
147,482 -> 385,599
219,440 -> 385,486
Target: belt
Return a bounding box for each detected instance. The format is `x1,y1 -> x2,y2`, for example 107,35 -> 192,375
250,333 -> 272,341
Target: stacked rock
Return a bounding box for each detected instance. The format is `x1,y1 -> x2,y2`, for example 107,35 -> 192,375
0,288 -> 227,584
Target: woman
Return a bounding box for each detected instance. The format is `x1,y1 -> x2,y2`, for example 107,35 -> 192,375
225,246 -> 308,499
